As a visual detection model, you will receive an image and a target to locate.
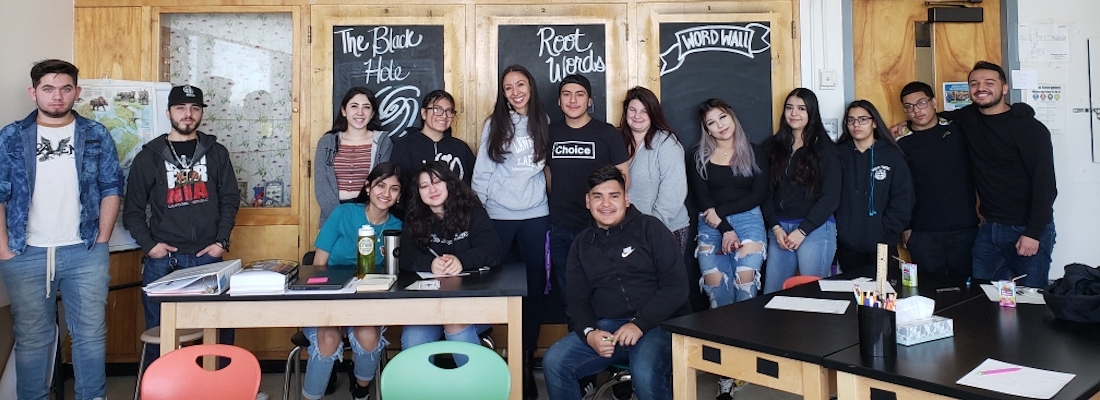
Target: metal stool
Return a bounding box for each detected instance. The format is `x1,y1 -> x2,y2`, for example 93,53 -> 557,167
134,326 -> 205,400
593,363 -> 633,400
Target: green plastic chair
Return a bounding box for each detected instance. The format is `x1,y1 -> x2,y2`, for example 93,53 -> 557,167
380,341 -> 511,400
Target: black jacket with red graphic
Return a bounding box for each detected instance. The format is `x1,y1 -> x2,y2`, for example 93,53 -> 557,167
123,131 -> 239,254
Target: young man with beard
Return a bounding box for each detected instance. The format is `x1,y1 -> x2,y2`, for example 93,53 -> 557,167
124,85 -> 241,368
542,165 -> 690,400
896,81 -> 979,277
0,59 -> 122,400
940,62 -> 1057,289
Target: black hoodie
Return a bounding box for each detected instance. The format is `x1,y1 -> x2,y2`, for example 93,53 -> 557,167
123,132 -> 240,254
390,127 -> 476,187
567,206 -> 691,339
835,139 -> 914,253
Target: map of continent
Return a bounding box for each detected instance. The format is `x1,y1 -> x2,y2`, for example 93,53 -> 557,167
75,87 -> 157,172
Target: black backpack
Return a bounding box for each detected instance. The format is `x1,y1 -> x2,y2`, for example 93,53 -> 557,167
1044,263 -> 1100,323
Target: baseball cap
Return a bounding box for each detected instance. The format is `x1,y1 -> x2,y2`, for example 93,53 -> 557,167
168,85 -> 208,108
559,74 -> 593,96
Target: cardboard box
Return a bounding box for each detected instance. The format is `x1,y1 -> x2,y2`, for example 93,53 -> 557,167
896,315 -> 953,346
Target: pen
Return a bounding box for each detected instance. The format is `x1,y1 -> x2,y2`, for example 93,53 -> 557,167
979,367 -> 1022,376
429,248 -> 442,258
1010,274 -> 1027,282
936,287 -> 961,293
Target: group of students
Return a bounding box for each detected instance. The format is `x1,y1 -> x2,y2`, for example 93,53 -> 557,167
307,60 -> 1057,400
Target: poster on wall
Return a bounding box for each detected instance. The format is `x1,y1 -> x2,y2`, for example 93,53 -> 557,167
332,25 -> 445,138
1025,84 -> 1066,135
75,79 -> 173,251
497,24 -> 608,123
942,82 -> 971,111
658,22 -> 773,149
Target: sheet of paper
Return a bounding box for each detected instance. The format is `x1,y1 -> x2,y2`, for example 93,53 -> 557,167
1018,23 -> 1070,63
957,358 -> 1075,399
980,284 -> 1046,304
416,271 -> 470,279
818,279 -> 896,294
1025,84 -> 1066,135
405,280 -> 440,291
764,296 -> 850,314
1011,70 -> 1039,90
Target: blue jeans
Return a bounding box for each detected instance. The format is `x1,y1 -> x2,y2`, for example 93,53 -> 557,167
763,220 -> 837,294
972,221 -> 1056,289
0,243 -> 110,400
695,208 -> 766,308
401,324 -> 483,366
141,252 -> 233,368
543,319 -> 672,400
549,224 -> 582,330
300,326 -> 388,400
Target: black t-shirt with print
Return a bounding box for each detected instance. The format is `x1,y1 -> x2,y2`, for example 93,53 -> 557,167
546,118 -> 629,230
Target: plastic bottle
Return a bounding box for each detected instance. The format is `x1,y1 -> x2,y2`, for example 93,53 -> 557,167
357,225 -> 377,278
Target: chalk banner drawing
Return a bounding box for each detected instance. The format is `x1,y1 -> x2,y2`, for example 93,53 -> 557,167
659,24 -> 771,76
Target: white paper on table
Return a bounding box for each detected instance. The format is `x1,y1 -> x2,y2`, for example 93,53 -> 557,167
416,271 -> 470,279
979,284 -> 1046,304
956,359 -> 1075,399
818,279 -> 896,294
405,280 -> 440,290
764,296 -> 850,314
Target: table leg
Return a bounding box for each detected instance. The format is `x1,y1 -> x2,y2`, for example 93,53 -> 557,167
202,328 -> 218,370
507,296 -> 522,400
672,334 -> 696,400
801,363 -> 830,400
159,303 -> 178,357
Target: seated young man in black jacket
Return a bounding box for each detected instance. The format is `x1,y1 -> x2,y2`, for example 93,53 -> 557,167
542,165 -> 691,400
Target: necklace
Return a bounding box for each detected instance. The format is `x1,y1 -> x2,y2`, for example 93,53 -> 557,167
166,138 -> 193,171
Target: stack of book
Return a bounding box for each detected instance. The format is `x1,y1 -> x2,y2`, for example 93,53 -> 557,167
144,259 -> 242,296
228,259 -> 300,296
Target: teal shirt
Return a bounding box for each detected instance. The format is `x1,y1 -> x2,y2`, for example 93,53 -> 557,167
313,203 -> 402,267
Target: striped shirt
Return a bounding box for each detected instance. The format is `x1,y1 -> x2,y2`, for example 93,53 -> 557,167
334,142 -> 373,192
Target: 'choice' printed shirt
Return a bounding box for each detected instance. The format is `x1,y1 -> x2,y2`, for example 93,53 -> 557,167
546,118 -> 628,230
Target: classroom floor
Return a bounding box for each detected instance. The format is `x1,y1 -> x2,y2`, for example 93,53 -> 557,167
80,369 -> 800,399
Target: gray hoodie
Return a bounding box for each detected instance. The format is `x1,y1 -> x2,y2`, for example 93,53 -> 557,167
471,112 -> 549,220
314,130 -> 393,225
628,130 -> 690,232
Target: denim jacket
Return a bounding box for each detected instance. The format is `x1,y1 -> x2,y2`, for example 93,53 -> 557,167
0,110 -> 123,254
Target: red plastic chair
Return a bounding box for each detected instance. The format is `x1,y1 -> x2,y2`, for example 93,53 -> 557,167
140,344 -> 261,400
782,275 -> 823,290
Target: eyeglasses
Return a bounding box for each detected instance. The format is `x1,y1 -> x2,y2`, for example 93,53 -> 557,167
426,106 -> 457,118
902,98 -> 932,113
845,116 -> 873,126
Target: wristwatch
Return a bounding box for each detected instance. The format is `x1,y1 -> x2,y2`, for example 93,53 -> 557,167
216,238 -> 231,251
583,327 -> 596,337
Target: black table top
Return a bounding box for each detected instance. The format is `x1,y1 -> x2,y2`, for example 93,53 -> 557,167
152,261 -> 527,302
661,267 -> 984,365
823,299 -> 1100,400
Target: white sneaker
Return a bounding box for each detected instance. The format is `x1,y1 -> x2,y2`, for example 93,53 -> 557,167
255,392 -> 270,400
716,378 -> 746,400
581,382 -> 596,400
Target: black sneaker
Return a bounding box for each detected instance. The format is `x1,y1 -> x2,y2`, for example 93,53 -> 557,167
350,378 -> 371,400
611,381 -> 634,400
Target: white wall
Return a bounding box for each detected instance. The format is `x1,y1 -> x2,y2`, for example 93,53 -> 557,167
1014,0 -> 1100,277
800,0 -> 849,140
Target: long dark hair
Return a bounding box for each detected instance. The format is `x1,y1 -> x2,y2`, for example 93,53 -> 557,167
405,162 -> 483,250
329,87 -> 383,134
838,100 -> 901,151
353,162 -> 403,204
487,65 -> 549,164
618,86 -> 678,157
767,88 -> 831,198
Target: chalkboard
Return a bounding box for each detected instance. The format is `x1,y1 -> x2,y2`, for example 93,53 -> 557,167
659,22 -> 773,150
332,25 -> 445,138
498,24 -> 608,123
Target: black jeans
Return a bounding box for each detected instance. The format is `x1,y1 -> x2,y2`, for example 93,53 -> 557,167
907,227 -> 978,278
491,216 -> 549,353
836,243 -> 900,272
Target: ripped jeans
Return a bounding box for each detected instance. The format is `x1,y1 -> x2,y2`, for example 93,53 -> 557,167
300,326 -> 388,400
695,207 -> 766,308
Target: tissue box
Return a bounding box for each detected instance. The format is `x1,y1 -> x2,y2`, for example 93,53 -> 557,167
896,315 -> 953,346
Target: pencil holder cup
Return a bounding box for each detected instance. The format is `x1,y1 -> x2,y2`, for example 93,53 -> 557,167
858,305 -> 897,357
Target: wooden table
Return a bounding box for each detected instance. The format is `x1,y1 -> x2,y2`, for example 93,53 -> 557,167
155,264 -> 526,400
663,269 -> 981,400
